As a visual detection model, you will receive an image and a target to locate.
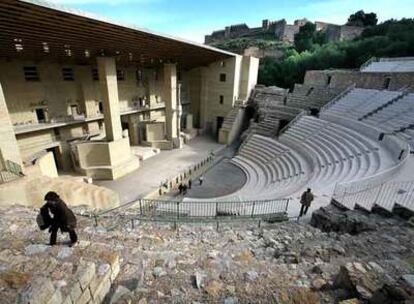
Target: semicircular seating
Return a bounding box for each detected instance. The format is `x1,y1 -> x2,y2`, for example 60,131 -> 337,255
212,113 -> 401,203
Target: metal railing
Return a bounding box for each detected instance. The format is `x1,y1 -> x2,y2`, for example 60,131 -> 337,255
278,109 -> 309,136
360,57 -> 378,71
332,180 -> 414,212
4,160 -> 23,176
0,160 -> 23,184
92,198 -> 290,228
319,84 -> 356,113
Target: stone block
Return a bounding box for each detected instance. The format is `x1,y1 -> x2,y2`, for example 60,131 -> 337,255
76,261 -> 96,291
92,278 -> 111,303
89,264 -> 111,302
69,281 -> 83,303
99,251 -> 120,282
62,295 -> 73,304
77,288 -> 92,304
20,277 -> 56,304
47,289 -> 63,304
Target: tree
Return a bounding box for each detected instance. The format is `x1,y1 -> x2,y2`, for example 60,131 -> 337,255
347,10 -> 378,27
294,22 -> 316,52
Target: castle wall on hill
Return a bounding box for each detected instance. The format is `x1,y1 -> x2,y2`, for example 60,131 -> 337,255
205,18 -> 365,45
304,70 -> 414,91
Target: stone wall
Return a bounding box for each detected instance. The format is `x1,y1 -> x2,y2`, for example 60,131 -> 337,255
304,70 -> 414,90
0,83 -> 23,168
0,60 -> 164,126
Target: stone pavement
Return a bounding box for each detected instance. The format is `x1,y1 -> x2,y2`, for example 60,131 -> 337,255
95,135 -> 224,204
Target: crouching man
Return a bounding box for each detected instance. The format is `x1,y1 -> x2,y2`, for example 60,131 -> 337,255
39,191 -> 78,246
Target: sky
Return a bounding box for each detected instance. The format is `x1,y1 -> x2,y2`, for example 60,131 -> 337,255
46,0 -> 413,43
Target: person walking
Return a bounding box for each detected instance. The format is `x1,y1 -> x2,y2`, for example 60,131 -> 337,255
299,188 -> 314,217
199,175 -> 204,186
178,183 -> 183,195
188,179 -> 192,189
40,191 -> 78,246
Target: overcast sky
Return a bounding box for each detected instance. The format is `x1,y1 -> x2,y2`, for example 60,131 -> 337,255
46,0 -> 413,43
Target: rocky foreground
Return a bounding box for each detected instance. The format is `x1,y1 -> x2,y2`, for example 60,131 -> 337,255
0,204 -> 413,303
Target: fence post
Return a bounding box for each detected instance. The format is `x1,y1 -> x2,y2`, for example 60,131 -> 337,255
215,202 -> 219,218
251,202 -> 256,218
285,199 -> 289,213
139,199 -> 143,215
177,202 -> 180,219
94,214 -> 98,227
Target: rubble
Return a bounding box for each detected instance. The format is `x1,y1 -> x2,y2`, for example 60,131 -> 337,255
0,204 -> 413,303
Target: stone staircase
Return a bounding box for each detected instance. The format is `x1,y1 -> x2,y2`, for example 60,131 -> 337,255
221,106 -> 239,131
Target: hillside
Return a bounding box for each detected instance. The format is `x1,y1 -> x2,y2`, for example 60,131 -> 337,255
258,18 -> 414,89
209,18 -> 414,89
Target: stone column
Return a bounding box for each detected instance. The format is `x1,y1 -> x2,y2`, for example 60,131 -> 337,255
163,63 -> 179,146
199,67 -> 209,130
76,66 -> 98,118
177,83 -> 182,133
0,82 -> 23,170
97,57 -> 122,142
127,115 -> 140,146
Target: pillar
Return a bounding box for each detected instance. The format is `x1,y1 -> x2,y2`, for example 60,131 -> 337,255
239,56 -> 259,100
97,57 -> 122,142
177,83 -> 182,133
199,67 -> 209,130
0,82 -> 23,170
163,64 -> 179,146
128,115 -> 140,146
77,66 -> 98,118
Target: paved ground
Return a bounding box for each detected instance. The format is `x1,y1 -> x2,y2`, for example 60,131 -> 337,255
185,159 -> 246,199
95,135 -> 224,204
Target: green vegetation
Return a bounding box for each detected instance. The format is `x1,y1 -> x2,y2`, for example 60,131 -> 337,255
259,18 -> 414,89
211,37 -> 292,54
294,22 -> 326,53
347,10 -> 378,27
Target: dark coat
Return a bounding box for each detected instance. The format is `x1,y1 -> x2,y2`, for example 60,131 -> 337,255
41,198 -> 77,232
300,191 -> 314,207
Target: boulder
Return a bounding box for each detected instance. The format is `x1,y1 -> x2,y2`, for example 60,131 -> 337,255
333,262 -> 383,300
311,278 -> 327,290
370,283 -> 412,303
311,205 -> 376,235
244,271 -> 259,282
110,285 -> 132,304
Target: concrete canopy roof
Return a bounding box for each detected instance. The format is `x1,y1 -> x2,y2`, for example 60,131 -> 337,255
0,0 -> 236,69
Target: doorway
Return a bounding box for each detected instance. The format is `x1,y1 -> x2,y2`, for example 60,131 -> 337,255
216,116 -> 224,139
35,108 -> 46,123
46,146 -> 63,171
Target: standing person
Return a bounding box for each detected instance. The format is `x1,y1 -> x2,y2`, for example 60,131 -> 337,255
199,175 -> 204,186
178,183 -> 183,195
299,188 -> 314,217
40,191 -> 78,246
188,179 -> 192,190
